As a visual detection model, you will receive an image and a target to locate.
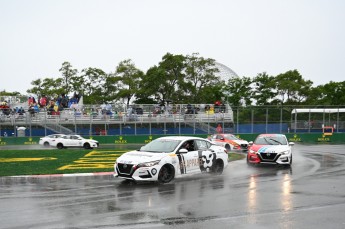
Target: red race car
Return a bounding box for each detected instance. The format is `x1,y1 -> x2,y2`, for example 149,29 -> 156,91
247,134 -> 294,166
208,134 -> 249,152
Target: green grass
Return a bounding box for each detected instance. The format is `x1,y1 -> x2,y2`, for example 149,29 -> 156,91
0,149 -> 120,176
228,152 -> 246,161
0,148 -> 246,177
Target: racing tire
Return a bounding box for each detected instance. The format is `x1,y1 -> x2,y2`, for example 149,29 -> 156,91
57,143 -> 64,149
286,155 -> 292,167
158,164 -> 175,184
43,142 -> 50,147
211,159 -> 224,175
83,143 -> 91,149
246,156 -> 251,166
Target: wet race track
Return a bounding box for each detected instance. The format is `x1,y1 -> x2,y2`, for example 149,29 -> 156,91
1,144 -> 345,229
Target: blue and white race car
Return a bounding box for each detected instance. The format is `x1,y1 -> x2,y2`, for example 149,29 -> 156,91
114,136 -> 229,183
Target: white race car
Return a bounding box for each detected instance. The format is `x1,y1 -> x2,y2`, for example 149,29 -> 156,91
114,136 -> 228,183
39,134 -> 66,147
51,135 -> 99,149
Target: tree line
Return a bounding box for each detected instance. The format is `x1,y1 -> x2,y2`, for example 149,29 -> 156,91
2,52 -> 345,107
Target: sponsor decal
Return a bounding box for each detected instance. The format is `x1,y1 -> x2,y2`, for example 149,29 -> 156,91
24,137 -> 37,145
318,134 -> 331,142
289,134 -> 301,142
145,135 -> 153,143
115,136 -> 127,144
177,154 -> 186,174
201,153 -> 216,169
0,138 -> 6,145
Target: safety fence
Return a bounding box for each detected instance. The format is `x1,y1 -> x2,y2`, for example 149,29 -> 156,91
1,104 -> 345,137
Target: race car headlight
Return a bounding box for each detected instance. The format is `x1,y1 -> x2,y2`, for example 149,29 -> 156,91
137,160 -> 160,168
249,149 -> 257,154
281,151 -> 289,155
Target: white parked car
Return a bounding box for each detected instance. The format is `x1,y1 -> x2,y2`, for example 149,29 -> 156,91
51,135 -> 99,149
39,134 -> 66,147
114,136 -> 229,183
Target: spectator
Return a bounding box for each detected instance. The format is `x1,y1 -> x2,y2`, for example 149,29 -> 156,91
28,103 -> 35,116
216,124 -> 223,133
39,95 -> 47,108
47,100 -> 55,115
214,100 -> 221,113
28,96 -> 36,106
60,94 -> 69,108
17,107 -> 25,115
0,102 -> 11,115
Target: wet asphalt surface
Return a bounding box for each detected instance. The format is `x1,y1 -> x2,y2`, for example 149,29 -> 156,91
1,144 -> 345,229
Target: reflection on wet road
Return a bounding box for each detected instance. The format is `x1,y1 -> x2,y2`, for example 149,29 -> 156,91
1,144 -> 345,229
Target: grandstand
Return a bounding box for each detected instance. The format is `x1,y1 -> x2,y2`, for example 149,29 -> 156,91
0,97 -> 234,136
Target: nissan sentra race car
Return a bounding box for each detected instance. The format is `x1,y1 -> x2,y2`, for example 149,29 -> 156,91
51,135 -> 99,149
114,136 -> 229,183
247,134 -> 294,166
39,134 -> 66,147
208,134 -> 249,152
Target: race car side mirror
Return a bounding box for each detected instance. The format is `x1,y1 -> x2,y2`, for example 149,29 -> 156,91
248,141 -> 253,146
289,142 -> 295,146
178,149 -> 188,154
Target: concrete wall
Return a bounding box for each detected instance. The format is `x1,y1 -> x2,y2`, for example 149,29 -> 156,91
0,133 -> 344,146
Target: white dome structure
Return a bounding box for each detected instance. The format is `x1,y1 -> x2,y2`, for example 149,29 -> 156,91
214,62 -> 239,82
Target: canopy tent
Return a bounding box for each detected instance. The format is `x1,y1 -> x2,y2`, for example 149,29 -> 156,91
291,108 -> 345,114
291,108 -> 345,133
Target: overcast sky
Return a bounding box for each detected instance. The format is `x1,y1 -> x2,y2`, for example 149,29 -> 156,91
1,0 -> 344,94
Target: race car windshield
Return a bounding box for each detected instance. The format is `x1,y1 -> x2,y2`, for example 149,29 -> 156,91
223,134 -> 238,140
140,139 -> 181,153
255,137 -> 287,145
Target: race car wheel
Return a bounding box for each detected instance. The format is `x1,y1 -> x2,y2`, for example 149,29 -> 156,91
225,144 -> 231,152
158,164 -> 175,183
289,155 -> 293,165
43,142 -> 50,147
211,159 -> 224,175
57,143 -> 64,149
83,143 -> 91,149
246,156 -> 251,166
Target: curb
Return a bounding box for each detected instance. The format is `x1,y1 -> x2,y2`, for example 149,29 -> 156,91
9,171 -> 114,178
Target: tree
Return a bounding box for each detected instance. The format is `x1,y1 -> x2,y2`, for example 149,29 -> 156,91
0,90 -> 21,96
136,66 -> 165,104
79,67 -> 108,104
252,72 -> 277,105
113,59 -> 143,106
314,81 -> 345,105
27,78 -> 64,99
184,53 -> 221,103
275,70 -> 313,105
223,76 -> 253,107
59,61 -> 78,95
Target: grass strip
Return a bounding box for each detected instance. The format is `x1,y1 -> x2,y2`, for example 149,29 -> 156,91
0,149 -> 245,176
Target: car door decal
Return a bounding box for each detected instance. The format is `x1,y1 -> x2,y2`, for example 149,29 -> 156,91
177,154 -> 186,174
198,150 -> 207,172
201,153 -> 217,169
